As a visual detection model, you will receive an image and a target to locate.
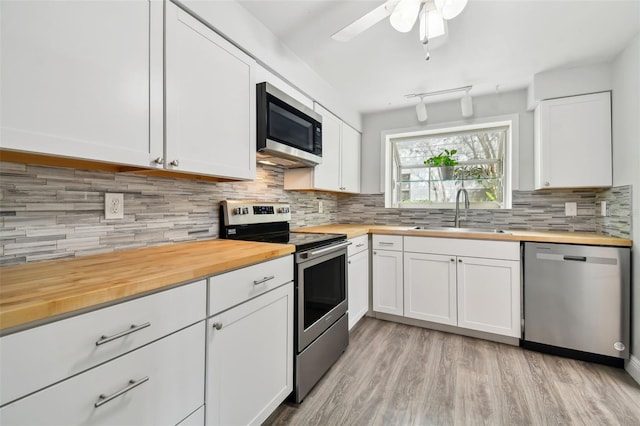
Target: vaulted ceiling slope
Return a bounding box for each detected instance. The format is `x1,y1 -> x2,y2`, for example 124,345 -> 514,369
238,0 -> 640,114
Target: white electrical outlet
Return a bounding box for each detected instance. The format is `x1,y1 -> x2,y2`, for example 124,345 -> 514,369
105,193 -> 124,219
318,200 -> 324,213
600,201 -> 607,217
565,202 -> 577,216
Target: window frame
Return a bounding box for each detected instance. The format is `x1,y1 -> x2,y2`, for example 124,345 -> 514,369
381,114 -> 519,209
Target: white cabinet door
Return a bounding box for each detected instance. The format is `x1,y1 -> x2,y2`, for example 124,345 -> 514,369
340,124 -> 361,193
0,323 -> 205,426
404,252 -> 457,326
284,104 -> 361,194
165,2 -> 256,180
206,283 -> 293,426
456,257 -> 520,337
0,0 -> 161,167
312,104 -> 341,191
535,92 -> 612,189
372,250 -> 403,316
348,249 -> 369,329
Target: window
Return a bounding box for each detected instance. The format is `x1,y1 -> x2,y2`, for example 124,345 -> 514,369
384,118 -> 516,209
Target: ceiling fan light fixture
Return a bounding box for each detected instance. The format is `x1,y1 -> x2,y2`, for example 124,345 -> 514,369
427,10 -> 446,38
416,98 -> 428,122
434,0 -> 468,20
390,0 -> 422,33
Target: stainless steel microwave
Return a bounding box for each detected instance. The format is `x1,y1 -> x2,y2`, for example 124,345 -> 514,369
256,82 -> 322,168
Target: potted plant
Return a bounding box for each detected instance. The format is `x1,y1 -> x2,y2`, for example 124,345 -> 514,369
424,149 -> 458,180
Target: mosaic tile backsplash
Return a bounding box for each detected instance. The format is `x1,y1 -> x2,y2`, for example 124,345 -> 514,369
0,160 -> 632,265
0,162 -> 338,265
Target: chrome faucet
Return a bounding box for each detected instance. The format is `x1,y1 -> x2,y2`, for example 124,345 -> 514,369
454,188 -> 470,228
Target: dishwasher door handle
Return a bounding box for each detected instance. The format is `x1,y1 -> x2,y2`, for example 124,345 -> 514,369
563,255 -> 587,262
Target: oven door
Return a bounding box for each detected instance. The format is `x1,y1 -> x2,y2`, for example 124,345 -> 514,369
296,241 -> 349,352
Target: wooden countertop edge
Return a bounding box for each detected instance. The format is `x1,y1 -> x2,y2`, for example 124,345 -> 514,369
293,225 -> 632,247
0,242 -> 295,332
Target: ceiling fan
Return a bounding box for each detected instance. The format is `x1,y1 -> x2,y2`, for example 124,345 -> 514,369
332,0 -> 468,54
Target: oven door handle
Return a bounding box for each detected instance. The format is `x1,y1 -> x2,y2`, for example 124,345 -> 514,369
303,241 -> 352,258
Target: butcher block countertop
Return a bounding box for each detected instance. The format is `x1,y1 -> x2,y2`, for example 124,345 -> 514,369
293,224 -> 633,247
0,240 -> 294,332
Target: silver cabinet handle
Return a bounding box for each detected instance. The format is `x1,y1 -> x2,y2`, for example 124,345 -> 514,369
95,377 -> 149,408
170,159 -> 179,167
153,157 -> 163,164
378,242 -> 394,246
212,322 -> 223,330
544,181 -> 550,187
253,275 -> 275,285
450,258 -> 455,262
96,322 -> 151,346
458,259 -> 463,262
355,243 -> 365,248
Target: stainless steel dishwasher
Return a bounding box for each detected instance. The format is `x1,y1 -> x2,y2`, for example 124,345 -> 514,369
523,242 -> 630,365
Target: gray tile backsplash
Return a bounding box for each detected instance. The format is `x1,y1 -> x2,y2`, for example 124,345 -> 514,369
0,160 -> 632,265
0,162 -> 337,265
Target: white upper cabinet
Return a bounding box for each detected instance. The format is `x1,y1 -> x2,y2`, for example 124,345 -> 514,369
165,1 -> 256,180
0,0 -> 162,167
534,92 -> 612,189
284,104 -> 361,193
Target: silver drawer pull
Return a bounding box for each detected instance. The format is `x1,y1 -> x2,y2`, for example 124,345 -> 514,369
253,275 -> 275,285
95,377 -> 149,408
212,322 -> 223,330
355,243 -> 365,248
378,242 -> 394,246
95,322 -> 151,346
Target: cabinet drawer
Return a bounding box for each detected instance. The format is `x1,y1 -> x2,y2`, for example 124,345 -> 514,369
0,322 -> 205,425
209,255 -> 293,315
372,234 -> 403,252
0,280 -> 206,406
348,235 -> 369,257
404,236 -> 520,260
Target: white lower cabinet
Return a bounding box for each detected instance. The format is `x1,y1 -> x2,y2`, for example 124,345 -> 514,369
347,235 -> 370,329
372,235 -> 404,316
402,236 -> 521,338
206,283 -> 293,426
404,252 -> 457,326
0,323 -> 205,425
374,236 -> 521,339
456,256 -> 520,336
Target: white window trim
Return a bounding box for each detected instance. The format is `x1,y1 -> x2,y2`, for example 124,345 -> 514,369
381,114 -> 520,209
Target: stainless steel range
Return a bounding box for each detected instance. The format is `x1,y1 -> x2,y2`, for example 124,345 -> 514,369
219,200 -> 349,402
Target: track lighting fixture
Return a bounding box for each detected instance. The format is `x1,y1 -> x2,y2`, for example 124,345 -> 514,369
406,85 -> 473,120
415,97 -> 428,122
461,89 -> 473,117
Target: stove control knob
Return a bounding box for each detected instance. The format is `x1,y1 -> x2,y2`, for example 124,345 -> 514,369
242,207 -> 249,214
234,207 -> 242,215
278,207 -> 290,214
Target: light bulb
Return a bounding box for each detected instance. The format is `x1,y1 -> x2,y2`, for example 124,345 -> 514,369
390,0 -> 422,33
434,0 -> 468,20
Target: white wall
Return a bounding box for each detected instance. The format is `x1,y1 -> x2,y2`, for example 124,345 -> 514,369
176,0 -> 361,131
611,32 -> 640,374
360,89 -> 534,194
527,63 -> 612,109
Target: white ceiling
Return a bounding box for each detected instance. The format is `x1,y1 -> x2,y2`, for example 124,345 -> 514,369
238,0 -> 640,114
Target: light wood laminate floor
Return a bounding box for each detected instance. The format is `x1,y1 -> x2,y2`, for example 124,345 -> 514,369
265,317 -> 640,425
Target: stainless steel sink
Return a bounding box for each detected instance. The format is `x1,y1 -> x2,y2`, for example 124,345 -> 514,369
410,226 -> 511,235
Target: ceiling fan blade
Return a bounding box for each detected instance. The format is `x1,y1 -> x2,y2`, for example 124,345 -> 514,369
331,3 -> 393,42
